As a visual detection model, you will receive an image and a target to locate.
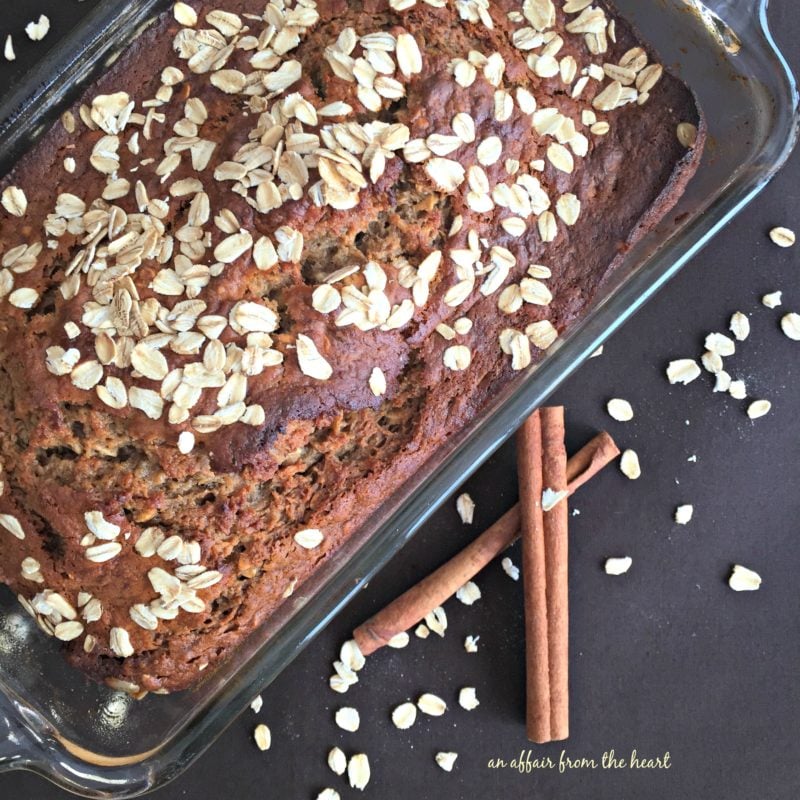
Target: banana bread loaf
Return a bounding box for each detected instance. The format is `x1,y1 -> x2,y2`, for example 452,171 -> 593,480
0,0 -> 704,693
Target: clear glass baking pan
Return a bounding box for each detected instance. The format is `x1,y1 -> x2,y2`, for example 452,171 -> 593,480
0,0 -> 796,796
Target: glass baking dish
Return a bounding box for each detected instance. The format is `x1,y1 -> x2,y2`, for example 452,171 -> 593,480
0,0 -> 796,796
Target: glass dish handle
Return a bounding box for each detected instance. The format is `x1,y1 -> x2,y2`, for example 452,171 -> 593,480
706,0 -> 788,55
705,0 -> 765,22
737,0 -> 767,15
0,692 -> 38,773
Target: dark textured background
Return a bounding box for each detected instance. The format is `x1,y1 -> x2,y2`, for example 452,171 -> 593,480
1,1 -> 798,798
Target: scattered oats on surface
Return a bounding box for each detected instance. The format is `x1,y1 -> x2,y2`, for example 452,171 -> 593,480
1,186 -> 27,217
620,449 -> 641,480
85,542 -> 122,563
502,217 -> 527,237
443,344 -> 471,371
84,510 -> 121,540
396,32 -> 422,76
312,284 -> 342,314
605,556 -> 632,576
607,398 -> 634,422
456,492 -> 475,524
747,399 -> 771,419
294,528 -> 324,549
387,631 -> 410,648
296,334 -> 333,380
4,35 -> 14,62
25,14 -> 50,41
369,366 -> 387,396
705,332 -> 735,357
131,344 -> 169,381
762,291 -> 782,309
464,635 -> 479,653
780,312 -> 800,341
542,488 -> 568,511
317,790 -> 341,800
501,556 -> 519,581
458,687 -> 479,711
415,624 -> 430,639
547,142 -> 574,173
452,112 -> 476,144
348,753 -> 371,791
729,564 -> 761,592
455,580 -> 481,605
701,350 -> 723,374
54,621 -> 85,642
0,514 -> 25,540
435,752 -> 458,772
330,660 -> 358,692
340,639 -> 366,671
70,360 -> 103,389
173,2 -> 198,26
282,578 -> 297,599
666,359 -> 701,385
674,504 -> 693,525
676,122 -> 697,148
177,431 -> 195,455
593,80 -> 624,112
769,226 -> 795,248
729,379 -> 747,400
392,702 -> 417,730
526,319 -> 559,350
250,695 -> 263,714
417,693 -> 447,716
425,157 -> 466,191
328,746 -> 347,776
20,556 -> 42,582
476,136 -> 502,167
453,317 -> 473,335
254,723 -> 271,751
109,627 -> 134,658
335,706 -> 360,732
714,370 -> 732,393
729,312 -> 750,342
424,605 -> 447,637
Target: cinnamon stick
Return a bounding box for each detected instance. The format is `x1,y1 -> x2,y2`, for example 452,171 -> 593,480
563,430 -> 618,495
540,406 -> 569,742
352,430 -> 620,657
516,410 -> 550,743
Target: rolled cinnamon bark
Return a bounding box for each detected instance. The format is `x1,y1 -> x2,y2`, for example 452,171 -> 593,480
540,406 -> 569,742
352,505 -> 521,656
352,431 -> 619,657
562,430 -> 618,495
517,410 -> 551,743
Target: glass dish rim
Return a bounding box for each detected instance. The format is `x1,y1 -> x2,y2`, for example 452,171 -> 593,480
0,0 -> 797,796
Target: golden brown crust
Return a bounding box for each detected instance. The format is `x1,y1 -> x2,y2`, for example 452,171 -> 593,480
0,0 -> 703,692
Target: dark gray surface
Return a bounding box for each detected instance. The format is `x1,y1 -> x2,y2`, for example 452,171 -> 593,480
1,2 -> 799,798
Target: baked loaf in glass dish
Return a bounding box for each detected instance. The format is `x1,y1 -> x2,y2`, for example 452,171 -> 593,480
0,0 -> 703,693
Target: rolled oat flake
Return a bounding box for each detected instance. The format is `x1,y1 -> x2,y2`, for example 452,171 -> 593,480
253,723 -> 271,751
348,753 -> 370,790
607,398 -> 634,422
769,226 -> 795,248
747,399 -> 771,419
729,564 -> 762,591
620,449 -> 641,480
780,312 -> 800,341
